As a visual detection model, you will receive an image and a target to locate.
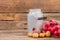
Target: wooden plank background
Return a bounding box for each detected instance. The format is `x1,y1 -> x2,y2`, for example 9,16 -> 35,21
0,0 -> 60,35
0,0 -> 60,12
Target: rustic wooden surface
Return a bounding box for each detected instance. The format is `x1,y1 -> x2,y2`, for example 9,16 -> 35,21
0,0 -> 59,40
0,13 -> 60,30
0,12 -> 60,20
0,29 -> 59,40
0,0 -> 60,12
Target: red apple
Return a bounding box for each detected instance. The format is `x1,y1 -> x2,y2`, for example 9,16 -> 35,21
44,26 -> 52,33
58,35 -> 60,38
53,31 -> 58,36
48,27 -> 52,31
44,27 -> 48,32
50,26 -> 59,35
50,28 -> 55,34
57,25 -> 60,29
50,20 -> 57,25
53,25 -> 59,31
45,22 -> 50,28
44,26 -> 52,32
41,30 -> 46,33
58,29 -> 60,34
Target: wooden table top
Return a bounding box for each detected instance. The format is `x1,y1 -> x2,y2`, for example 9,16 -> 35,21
0,33 -> 59,40
0,30 -> 59,40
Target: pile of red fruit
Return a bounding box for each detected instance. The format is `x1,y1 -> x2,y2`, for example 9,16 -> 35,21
41,20 -> 60,38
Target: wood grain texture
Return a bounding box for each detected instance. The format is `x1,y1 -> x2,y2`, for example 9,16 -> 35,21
0,0 -> 60,12
0,12 -> 59,30
0,13 -> 27,21
0,13 -> 15,20
0,33 -> 59,40
14,13 -> 60,21
0,0 -> 60,37
0,12 -> 60,20
0,21 -> 16,30
14,13 -> 27,21
0,21 -> 27,30
0,20 -> 60,30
